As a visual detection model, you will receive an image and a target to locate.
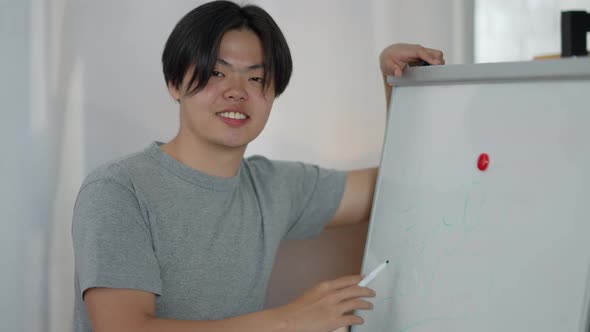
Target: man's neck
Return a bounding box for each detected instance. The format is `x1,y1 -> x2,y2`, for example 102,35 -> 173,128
161,134 -> 246,178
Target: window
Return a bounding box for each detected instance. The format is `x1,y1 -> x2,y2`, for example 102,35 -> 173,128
475,0 -> 590,62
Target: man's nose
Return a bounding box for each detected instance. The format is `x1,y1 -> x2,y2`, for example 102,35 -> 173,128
223,77 -> 248,101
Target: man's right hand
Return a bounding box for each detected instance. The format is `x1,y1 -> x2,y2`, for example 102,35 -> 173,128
274,275 -> 376,332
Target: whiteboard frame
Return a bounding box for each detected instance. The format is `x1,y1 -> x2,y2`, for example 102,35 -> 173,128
387,57 -> 590,86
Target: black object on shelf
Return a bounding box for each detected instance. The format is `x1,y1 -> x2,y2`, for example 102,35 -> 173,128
561,11 -> 590,57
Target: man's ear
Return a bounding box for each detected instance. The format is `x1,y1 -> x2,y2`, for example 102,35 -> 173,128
167,82 -> 182,102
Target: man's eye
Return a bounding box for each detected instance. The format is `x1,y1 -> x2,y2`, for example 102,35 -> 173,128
250,77 -> 264,83
212,71 -> 224,77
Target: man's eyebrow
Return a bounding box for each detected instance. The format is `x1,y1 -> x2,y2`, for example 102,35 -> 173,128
217,58 -> 264,71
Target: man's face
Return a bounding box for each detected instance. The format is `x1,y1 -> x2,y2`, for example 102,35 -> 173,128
170,29 -> 276,150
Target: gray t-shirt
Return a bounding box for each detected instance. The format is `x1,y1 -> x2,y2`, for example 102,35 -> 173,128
72,142 -> 347,331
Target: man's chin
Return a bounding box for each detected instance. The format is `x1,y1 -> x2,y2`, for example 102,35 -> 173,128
215,140 -> 250,151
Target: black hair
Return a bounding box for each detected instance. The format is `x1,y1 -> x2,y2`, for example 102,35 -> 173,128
162,0 -> 293,97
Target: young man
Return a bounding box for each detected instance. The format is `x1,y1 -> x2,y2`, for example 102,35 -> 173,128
72,1 -> 444,331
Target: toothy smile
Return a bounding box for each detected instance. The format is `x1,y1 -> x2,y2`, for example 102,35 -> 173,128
217,111 -> 248,120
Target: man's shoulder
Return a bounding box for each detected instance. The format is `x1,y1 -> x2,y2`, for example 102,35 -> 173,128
244,155 -> 306,174
242,155 -> 319,189
80,147 -> 152,193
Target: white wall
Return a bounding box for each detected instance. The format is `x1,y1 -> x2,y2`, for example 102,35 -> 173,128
0,1 -> 473,331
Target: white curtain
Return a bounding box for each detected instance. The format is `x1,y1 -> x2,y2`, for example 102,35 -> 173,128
0,1 -> 473,331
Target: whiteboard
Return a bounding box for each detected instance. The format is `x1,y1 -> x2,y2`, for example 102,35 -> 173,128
354,58 -> 590,332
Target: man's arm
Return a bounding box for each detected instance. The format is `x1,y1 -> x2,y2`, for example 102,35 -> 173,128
326,44 -> 445,228
85,288 -> 286,332
84,275 -> 374,332
326,168 -> 378,228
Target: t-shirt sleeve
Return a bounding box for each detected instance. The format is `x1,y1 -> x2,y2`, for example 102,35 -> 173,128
280,161 -> 347,240
72,179 -> 162,299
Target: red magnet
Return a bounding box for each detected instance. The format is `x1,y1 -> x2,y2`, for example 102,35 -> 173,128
477,153 -> 490,171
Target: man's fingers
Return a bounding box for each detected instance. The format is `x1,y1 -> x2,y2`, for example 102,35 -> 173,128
336,298 -> 374,314
418,47 -> 444,65
330,285 -> 375,304
315,275 -> 364,293
340,315 -> 365,327
383,58 -> 401,75
385,58 -> 407,77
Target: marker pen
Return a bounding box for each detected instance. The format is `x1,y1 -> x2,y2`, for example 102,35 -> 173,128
358,260 -> 389,287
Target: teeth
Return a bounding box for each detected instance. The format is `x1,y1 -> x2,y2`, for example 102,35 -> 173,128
219,112 -> 247,120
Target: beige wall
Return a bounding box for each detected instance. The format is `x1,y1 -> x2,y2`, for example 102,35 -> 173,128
267,223 -> 369,307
